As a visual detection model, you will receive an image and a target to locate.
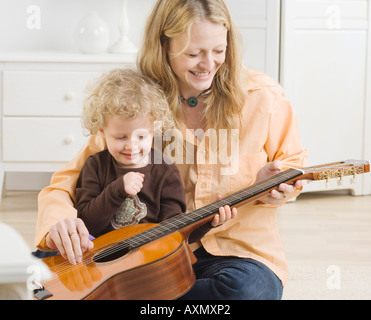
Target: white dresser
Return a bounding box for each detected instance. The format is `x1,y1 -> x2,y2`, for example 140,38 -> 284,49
0,52 -> 136,199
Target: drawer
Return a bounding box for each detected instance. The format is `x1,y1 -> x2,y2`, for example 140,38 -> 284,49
3,71 -> 100,116
2,117 -> 89,162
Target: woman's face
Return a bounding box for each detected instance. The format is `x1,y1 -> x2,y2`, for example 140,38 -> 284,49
168,19 -> 228,98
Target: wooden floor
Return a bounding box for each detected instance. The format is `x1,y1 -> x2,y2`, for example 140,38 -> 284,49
277,191 -> 371,299
278,191 -> 371,266
0,191 -> 39,252
1,189 -> 371,299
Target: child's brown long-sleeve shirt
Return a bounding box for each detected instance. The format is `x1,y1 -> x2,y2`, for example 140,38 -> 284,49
76,149 -> 188,238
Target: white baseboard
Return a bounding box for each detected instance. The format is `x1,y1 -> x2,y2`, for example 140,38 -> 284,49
5,172 -> 53,191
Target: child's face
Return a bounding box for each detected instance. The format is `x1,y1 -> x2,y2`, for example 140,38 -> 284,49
100,115 -> 154,168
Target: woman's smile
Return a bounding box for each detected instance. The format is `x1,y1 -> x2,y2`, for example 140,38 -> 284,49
168,19 -> 227,98
190,71 -> 211,77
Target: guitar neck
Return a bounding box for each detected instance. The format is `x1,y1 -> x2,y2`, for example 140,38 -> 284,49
93,159 -> 368,264
125,167 -> 305,249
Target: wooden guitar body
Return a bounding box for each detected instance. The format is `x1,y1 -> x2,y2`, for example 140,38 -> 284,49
40,224 -> 195,300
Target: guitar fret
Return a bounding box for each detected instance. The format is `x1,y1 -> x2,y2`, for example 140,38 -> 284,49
88,161 -> 369,273
124,168 -> 304,249
127,224 -> 177,248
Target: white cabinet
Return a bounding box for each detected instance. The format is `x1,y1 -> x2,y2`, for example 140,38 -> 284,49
280,0 -> 371,195
0,52 -> 136,199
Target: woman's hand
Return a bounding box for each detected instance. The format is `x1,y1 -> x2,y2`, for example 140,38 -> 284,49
257,160 -> 303,204
46,218 -> 94,265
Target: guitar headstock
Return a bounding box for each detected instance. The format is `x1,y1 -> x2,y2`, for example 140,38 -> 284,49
301,160 -> 370,182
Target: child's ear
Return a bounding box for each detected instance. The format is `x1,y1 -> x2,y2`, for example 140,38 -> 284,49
99,128 -> 105,137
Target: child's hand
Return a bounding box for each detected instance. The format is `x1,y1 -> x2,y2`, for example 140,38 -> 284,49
123,172 -> 145,196
211,205 -> 237,227
211,194 -> 237,227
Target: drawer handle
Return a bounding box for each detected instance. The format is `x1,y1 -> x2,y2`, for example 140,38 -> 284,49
65,92 -> 76,101
64,136 -> 75,145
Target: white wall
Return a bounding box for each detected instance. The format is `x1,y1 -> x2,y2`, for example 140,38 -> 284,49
0,0 -> 156,52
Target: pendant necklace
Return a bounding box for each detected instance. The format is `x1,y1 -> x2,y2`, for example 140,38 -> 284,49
180,91 -> 206,107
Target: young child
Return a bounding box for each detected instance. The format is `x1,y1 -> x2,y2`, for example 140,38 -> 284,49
76,68 -> 236,241
76,69 -> 185,238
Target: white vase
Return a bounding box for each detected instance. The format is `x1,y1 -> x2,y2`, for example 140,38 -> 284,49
110,0 -> 137,53
76,12 -> 110,54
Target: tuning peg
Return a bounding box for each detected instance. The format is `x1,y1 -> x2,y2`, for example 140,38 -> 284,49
348,168 -> 357,184
336,171 -> 343,186
323,173 -> 329,183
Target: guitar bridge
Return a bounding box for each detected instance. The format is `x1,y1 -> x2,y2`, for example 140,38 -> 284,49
32,280 -> 53,300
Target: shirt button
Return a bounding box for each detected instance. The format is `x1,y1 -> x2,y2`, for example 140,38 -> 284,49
201,183 -> 207,189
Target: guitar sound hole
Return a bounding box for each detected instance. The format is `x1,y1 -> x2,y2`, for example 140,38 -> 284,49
93,244 -> 130,263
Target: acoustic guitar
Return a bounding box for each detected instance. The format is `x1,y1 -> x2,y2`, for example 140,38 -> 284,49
33,159 -> 369,300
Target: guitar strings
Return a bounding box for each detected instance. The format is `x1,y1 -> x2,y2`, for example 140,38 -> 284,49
46,222 -> 160,271
93,169 -> 298,262
51,168 -> 301,273
43,222 -> 164,289
40,163 -> 370,295
43,168 -> 303,288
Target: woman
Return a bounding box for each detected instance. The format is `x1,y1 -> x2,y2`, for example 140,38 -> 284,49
35,0 -> 307,300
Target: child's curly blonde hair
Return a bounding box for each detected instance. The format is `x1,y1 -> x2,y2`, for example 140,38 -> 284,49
82,68 -> 174,135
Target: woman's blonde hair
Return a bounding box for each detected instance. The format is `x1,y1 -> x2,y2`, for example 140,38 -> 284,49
137,0 -> 246,130
82,68 -> 174,135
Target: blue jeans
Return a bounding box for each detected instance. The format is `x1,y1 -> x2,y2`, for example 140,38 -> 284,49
180,247 -> 283,300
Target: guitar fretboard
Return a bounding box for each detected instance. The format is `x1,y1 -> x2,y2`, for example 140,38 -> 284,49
121,167 -> 303,250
